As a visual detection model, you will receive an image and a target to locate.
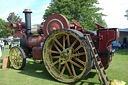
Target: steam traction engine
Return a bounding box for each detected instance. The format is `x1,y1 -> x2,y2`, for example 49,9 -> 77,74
9,9 -> 119,84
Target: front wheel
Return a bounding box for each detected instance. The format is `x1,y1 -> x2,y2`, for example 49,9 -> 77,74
42,29 -> 92,84
9,46 -> 26,70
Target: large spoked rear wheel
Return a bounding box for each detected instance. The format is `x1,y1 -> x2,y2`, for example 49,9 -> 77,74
9,46 -> 26,70
43,29 -> 92,83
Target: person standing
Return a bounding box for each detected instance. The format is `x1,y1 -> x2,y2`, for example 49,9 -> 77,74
123,37 -> 127,49
10,38 -> 14,48
1,40 -> 5,52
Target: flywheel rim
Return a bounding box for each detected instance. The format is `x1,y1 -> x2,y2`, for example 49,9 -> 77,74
43,29 -> 92,83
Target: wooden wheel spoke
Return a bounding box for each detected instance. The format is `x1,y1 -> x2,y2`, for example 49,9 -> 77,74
70,40 -> 77,48
15,49 -> 19,56
73,57 -> 86,66
74,44 -> 82,53
18,60 -> 21,66
63,35 -> 65,50
59,64 -> 66,77
13,59 -> 17,65
50,60 -> 59,67
53,43 -> 62,53
11,54 -> 15,59
71,63 -> 76,77
66,35 -> 70,48
71,52 -> 85,57
52,56 -> 60,59
13,51 -> 16,56
65,63 -> 73,76
58,64 -> 61,71
47,50 -> 60,54
69,60 -> 84,69
54,37 -> 63,49
17,55 -> 22,60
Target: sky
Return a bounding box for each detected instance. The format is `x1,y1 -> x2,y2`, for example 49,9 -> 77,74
0,0 -> 51,25
0,0 -> 128,28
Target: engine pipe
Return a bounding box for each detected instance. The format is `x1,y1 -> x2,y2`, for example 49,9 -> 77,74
23,9 -> 32,38
10,22 -> 26,30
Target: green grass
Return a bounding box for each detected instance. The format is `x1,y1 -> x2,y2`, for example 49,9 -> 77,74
0,46 -> 128,85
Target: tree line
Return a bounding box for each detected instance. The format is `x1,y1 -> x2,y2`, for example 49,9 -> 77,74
0,12 -> 22,38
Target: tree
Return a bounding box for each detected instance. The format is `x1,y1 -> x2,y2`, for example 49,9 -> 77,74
0,18 -> 13,37
7,12 -> 22,24
3,22 -> 14,37
0,18 -> 6,37
43,0 -> 107,30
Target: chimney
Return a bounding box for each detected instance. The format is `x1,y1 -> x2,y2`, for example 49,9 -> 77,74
23,9 -> 32,38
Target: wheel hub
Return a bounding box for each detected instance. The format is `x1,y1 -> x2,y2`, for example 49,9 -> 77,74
59,48 -> 72,64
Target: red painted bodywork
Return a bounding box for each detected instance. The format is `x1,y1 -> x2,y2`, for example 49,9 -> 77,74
97,28 -> 119,68
32,47 -> 42,59
13,30 -> 26,39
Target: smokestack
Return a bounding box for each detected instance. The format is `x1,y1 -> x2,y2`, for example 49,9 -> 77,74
23,9 -> 32,38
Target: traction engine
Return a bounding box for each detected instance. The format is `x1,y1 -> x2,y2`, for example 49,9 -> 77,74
9,9 -> 119,84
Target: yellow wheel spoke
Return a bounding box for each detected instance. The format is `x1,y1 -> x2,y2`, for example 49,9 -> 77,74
63,35 -> 65,50
73,57 -> 86,66
53,43 -> 62,53
47,50 -> 60,54
15,49 -> 19,55
52,56 -> 60,59
50,60 -> 59,68
71,52 -> 85,57
66,35 -> 70,48
13,59 -> 17,66
58,64 -> 61,71
74,44 -> 82,53
69,60 -> 83,69
11,55 -> 15,59
54,37 -> 63,49
17,56 -> 22,60
13,48 -> 19,56
71,63 -> 76,77
65,63 -> 73,76
59,64 -> 66,77
13,51 -> 16,57
70,40 -> 77,48
18,60 -> 21,66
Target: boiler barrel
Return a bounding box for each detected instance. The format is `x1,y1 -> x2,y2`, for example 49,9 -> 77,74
27,35 -> 44,48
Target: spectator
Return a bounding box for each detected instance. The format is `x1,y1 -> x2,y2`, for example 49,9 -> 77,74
123,37 -> 127,49
1,40 -> 5,52
10,38 -> 14,48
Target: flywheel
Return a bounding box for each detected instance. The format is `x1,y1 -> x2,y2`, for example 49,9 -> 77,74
43,14 -> 70,37
42,29 -> 92,83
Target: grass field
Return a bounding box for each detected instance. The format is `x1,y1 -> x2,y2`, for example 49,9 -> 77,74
0,45 -> 128,85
